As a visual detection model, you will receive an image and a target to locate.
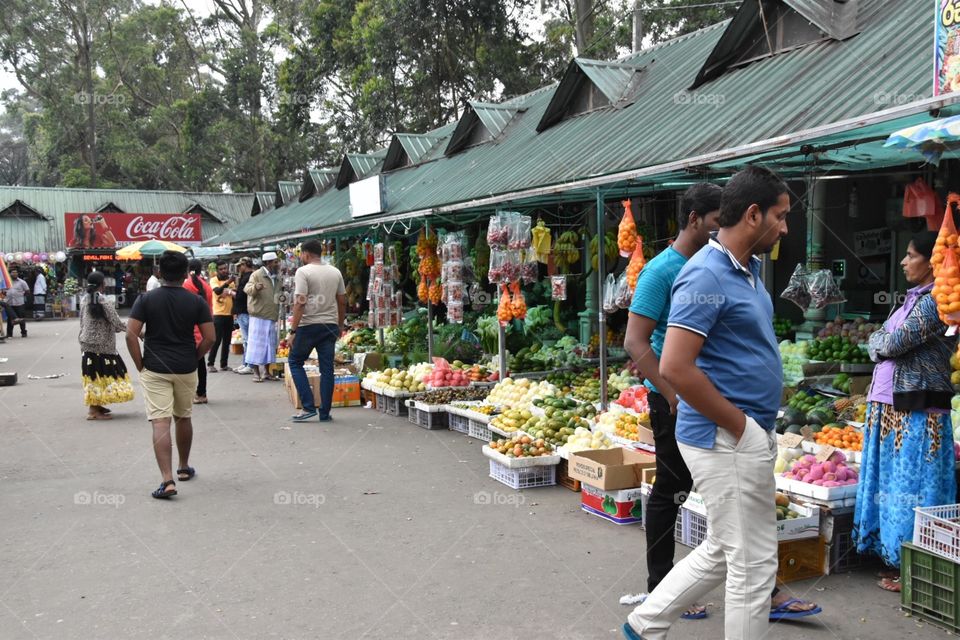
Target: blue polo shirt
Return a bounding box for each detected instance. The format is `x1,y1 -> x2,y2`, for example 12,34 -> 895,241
628,247 -> 687,394
667,239 -> 782,449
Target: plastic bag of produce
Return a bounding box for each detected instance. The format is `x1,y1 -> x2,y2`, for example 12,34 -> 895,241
618,199 -> 638,257
551,275 -> 567,301
780,263 -> 812,311
489,249 -> 507,285
614,270 -> 632,309
808,269 -> 846,309
509,214 -> 532,250
487,213 -> 510,248
603,273 -> 618,315
520,249 -> 538,284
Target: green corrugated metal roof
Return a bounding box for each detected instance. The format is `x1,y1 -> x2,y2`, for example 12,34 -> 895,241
252,192 -> 275,216
216,0 -> 944,244
0,186 -> 254,252
276,181 -> 302,206
336,150 -> 387,189
300,169 -> 338,201
576,59 -> 642,103
786,0 -> 860,40
384,133 -> 445,170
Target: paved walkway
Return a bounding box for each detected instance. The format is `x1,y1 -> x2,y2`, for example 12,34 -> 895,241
0,319 -> 946,639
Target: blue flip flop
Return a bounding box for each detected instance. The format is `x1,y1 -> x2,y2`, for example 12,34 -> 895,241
680,607 -> 708,620
622,622 -> 644,640
769,598 -> 822,621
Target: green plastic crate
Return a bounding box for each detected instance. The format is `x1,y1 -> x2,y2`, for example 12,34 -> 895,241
901,542 -> 960,633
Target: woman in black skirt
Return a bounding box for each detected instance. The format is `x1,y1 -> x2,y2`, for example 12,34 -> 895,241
79,271 -> 134,420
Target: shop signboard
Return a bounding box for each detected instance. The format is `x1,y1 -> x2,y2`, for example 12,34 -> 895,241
935,0 -> 960,95
65,213 -> 202,249
853,228 -> 892,257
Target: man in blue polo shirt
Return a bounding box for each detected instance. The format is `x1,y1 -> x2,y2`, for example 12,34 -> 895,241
624,183 -> 720,619
624,166 -> 790,640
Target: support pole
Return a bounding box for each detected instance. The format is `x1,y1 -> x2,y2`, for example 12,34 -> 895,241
596,188 -> 608,411
498,319 -> 508,382
426,220 -> 435,360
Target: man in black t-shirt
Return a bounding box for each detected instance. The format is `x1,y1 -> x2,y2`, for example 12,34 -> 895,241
127,251 -> 214,500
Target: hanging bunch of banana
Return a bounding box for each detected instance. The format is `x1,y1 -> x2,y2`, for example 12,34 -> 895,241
553,229 -> 580,273
588,230 -> 618,274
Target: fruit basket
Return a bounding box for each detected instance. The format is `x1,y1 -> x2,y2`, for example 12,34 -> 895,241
482,445 -> 560,468
405,399 -> 448,430
488,460 -> 556,489
468,419 -> 495,442
448,413 -> 470,435
901,541 -> 960,634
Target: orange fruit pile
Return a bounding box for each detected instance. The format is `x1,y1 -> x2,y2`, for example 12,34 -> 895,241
814,425 -> 863,452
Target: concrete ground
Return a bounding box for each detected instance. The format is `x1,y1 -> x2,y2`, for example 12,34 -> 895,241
0,318 -> 951,639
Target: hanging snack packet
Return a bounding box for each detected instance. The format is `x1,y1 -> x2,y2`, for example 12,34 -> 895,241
780,263 -> 812,311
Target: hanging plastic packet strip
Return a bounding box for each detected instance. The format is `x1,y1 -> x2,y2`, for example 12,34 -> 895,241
387,244 -> 397,265
603,273 -> 618,315
780,263 -> 812,311
614,271 -> 633,309
808,269 -> 846,309
447,300 -> 464,324
446,281 -> 464,303
551,275 -> 567,300
444,262 -> 464,281
373,242 -> 385,264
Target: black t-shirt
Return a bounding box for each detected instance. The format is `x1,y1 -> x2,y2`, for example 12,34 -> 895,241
233,271 -> 251,315
130,285 -> 212,374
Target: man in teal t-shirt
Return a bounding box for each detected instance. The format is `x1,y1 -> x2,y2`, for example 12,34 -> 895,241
624,184 -> 720,607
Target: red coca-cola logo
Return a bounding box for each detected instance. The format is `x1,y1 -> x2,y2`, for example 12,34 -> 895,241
125,215 -> 198,241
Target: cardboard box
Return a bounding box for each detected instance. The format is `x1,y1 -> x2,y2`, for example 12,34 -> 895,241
568,447 -> 657,491
581,483 -> 645,525
287,364 -> 361,409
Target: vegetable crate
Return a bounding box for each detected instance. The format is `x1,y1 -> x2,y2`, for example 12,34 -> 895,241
913,504 -> 960,564
680,507 -> 708,548
468,419 -> 494,442
901,541 -> 960,634
488,459 -> 556,490
448,414 -> 470,435
777,537 -> 826,584
404,401 -> 448,430
377,394 -> 407,418
825,511 -> 865,574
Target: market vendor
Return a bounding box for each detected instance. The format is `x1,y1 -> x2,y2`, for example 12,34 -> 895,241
855,230 -> 957,592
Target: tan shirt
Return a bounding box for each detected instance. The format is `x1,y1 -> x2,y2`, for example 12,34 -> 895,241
294,263 -> 345,326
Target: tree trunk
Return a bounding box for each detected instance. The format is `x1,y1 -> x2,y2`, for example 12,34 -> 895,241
80,10 -> 98,186
574,0 -> 595,55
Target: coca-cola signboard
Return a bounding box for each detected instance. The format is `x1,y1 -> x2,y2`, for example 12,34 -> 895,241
65,212 -> 202,249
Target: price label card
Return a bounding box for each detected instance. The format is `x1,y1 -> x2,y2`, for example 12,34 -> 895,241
815,445 -> 836,463
778,433 -> 804,449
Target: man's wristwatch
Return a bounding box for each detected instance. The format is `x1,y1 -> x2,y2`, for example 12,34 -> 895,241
289,328 -> 297,334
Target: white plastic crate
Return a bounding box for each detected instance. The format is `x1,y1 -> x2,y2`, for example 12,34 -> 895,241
405,400 -> 448,430
449,414 -> 470,434
379,394 -> 408,417
914,504 -> 960,564
674,507 -> 684,543
682,507 -> 708,548
488,459 -> 556,489
468,419 -> 494,442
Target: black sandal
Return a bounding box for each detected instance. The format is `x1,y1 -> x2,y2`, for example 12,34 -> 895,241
177,466 -> 196,481
151,480 -> 177,499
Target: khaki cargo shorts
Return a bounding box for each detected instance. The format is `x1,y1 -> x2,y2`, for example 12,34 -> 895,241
140,368 -> 198,421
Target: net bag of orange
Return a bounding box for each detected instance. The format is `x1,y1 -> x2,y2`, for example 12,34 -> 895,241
625,235 -> 647,289
933,194 -> 960,324
509,281 -> 527,320
618,199 -> 638,257
417,278 -> 429,303
497,285 -> 513,326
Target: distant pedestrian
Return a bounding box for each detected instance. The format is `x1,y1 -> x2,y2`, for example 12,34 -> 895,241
207,261 -> 236,372
126,251 -> 214,500
243,252 -> 281,382
288,239 -> 346,423
79,271 -> 134,420
183,259 -> 214,404
624,166 -> 791,640
5,267 -> 29,338
33,268 -> 47,318
232,257 -> 255,374
145,265 -> 161,292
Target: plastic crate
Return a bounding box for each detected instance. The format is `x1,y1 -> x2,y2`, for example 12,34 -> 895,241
405,402 -> 448,430
826,512 -> 864,573
557,459 -> 581,492
682,507 -> 708,548
379,394 -> 408,417
674,507 -> 684,543
468,419 -> 494,442
914,504 -> 960,564
448,414 -> 470,434
488,459 -> 556,489
901,541 -> 960,634
777,537 -> 826,584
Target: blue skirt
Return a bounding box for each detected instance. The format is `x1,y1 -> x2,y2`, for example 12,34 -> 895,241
854,401 -> 956,567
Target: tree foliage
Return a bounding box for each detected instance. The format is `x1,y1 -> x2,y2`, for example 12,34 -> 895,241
0,0 -> 738,190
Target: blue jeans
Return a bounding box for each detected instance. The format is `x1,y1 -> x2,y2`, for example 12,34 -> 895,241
237,314 -> 250,365
289,323 -> 339,416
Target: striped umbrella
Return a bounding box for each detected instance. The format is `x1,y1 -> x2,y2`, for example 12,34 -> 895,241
115,239 -> 188,258
884,115 -> 960,166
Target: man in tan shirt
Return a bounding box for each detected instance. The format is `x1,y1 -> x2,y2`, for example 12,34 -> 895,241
243,252 -> 281,382
288,239 -> 346,422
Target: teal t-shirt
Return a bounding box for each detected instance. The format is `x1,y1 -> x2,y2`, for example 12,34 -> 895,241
628,246 -> 688,394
